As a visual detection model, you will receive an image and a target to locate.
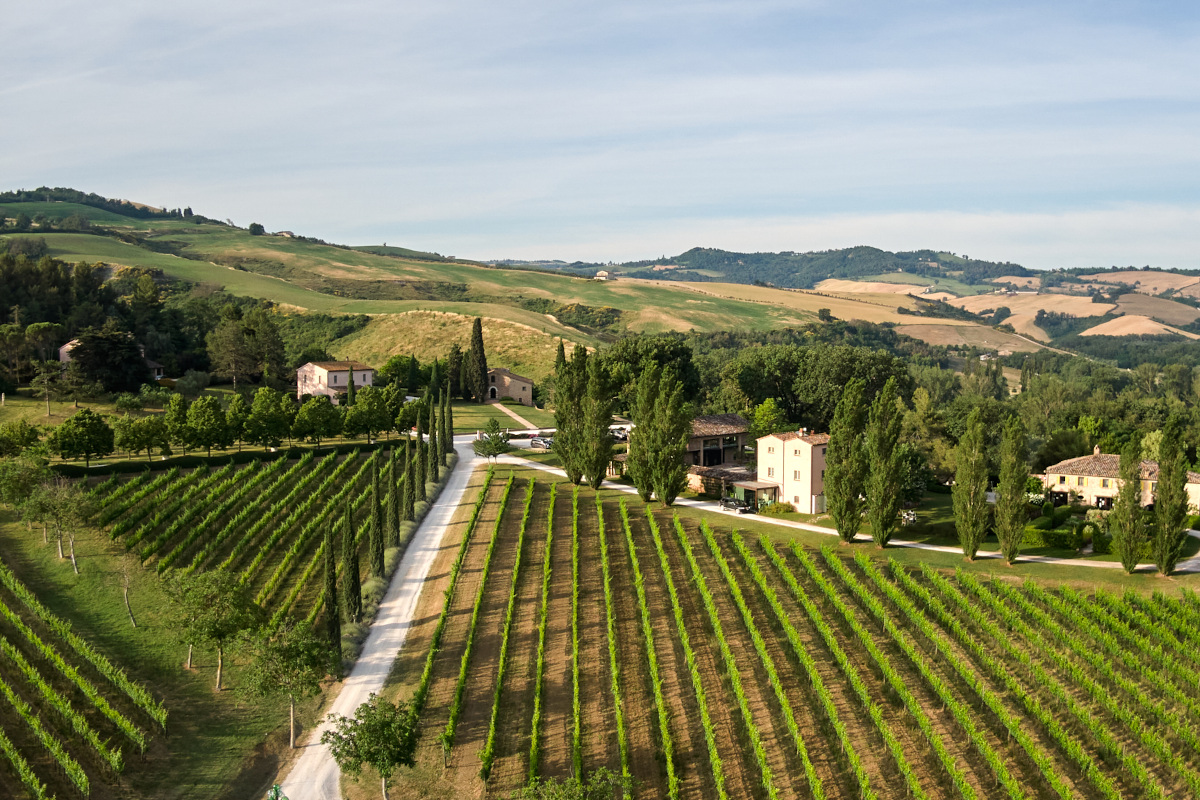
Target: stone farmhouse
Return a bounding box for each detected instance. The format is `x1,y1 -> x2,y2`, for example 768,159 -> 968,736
1044,446 -> 1200,510
681,414 -> 752,495
487,367 -> 535,406
296,361 -> 375,404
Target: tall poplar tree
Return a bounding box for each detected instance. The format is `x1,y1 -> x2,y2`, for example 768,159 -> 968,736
323,523 -> 342,671
865,377 -> 903,548
581,357 -> 615,489
995,415 -> 1030,564
626,363 -> 660,502
953,408 -> 989,560
1110,439 -> 1145,574
369,454 -> 385,578
446,344 -> 463,399
1154,416 -> 1189,575
340,500 -> 362,624
826,379 -> 867,543
468,317 -> 488,403
553,345 -> 588,484
402,434 -> 415,521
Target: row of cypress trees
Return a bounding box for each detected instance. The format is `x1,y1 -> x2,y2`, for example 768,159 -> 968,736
320,394 -> 458,667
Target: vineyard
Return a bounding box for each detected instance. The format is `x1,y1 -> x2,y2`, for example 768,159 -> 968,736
391,472 -> 1200,800
0,443 -> 422,799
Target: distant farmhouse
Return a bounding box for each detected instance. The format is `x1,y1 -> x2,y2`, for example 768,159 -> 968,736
487,367 -> 534,406
59,338 -> 165,380
1044,447 -> 1200,509
297,361 -> 375,404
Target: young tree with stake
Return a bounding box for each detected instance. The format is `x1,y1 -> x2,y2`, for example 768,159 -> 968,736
241,618 -> 330,749
321,693 -> 418,800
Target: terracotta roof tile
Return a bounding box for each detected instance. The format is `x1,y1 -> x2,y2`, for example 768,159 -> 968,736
305,361 -> 374,371
1045,453 -> 1200,484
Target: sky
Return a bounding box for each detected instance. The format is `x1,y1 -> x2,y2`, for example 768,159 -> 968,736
3,1 -> 1199,269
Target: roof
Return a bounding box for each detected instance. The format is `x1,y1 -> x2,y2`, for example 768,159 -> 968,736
762,431 -> 830,445
1045,453 -> 1200,484
488,367 -> 533,382
690,414 -> 749,437
734,479 -> 778,490
144,359 -> 164,370
303,361 -> 374,371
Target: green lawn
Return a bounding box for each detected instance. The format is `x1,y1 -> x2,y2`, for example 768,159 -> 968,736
451,401 -> 555,434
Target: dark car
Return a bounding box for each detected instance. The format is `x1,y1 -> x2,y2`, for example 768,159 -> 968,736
609,427 -> 629,442
530,436 -> 553,450
719,497 -> 753,514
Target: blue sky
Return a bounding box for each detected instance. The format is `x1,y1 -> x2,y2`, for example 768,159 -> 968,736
4,1 -> 1198,268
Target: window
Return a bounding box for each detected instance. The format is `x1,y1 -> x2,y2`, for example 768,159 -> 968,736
491,375 -> 496,383
521,386 -> 527,391
1058,476 -> 1066,484
767,467 -> 775,478
793,449 -> 800,456
793,470 -> 801,480
821,447 -> 826,455
1101,479 -> 1110,488
332,374 -> 338,385
1077,477 -> 1085,487
820,470 -> 825,480
793,496 -> 799,504
767,446 -> 774,454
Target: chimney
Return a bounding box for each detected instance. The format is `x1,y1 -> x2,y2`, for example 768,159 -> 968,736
1094,445 -> 1101,456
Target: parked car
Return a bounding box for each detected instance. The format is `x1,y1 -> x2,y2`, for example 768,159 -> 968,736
530,436 -> 553,450
719,496 -> 753,514
609,427 -> 629,442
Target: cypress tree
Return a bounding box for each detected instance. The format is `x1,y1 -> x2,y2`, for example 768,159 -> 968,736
1111,439 -> 1146,574
445,395 -> 455,448
995,415 -> 1029,564
323,523 -> 342,672
402,433 -> 415,521
468,317 -> 488,403
581,357 -> 614,489
340,501 -> 362,623
386,448 -> 400,547
427,400 -> 439,482
953,407 -> 989,560
346,369 -> 356,407
554,345 -> 588,484
1154,416 -> 1189,575
865,377 -> 903,548
458,354 -> 470,401
439,391 -> 450,465
406,356 -> 420,395
826,379 -> 867,544
369,454 -> 384,577
415,432 -> 427,503
447,344 -> 463,399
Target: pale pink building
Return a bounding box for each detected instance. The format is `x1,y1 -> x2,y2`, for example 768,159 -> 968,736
297,361 -> 375,404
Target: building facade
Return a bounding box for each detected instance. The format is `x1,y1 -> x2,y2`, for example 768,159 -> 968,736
754,430 -> 830,513
296,361 -> 375,404
487,367 -> 535,406
1044,447 -> 1200,510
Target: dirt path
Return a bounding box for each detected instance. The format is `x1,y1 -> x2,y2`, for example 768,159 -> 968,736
443,479 -> 529,794
606,501 -> 666,798
278,438 -> 483,800
626,511 -> 715,800
577,493 -> 620,776
536,483 -> 575,781
487,489 -> 550,792
653,511 -> 760,800
488,400 -> 536,430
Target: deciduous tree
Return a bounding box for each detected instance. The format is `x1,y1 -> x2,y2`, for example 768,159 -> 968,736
164,570 -> 262,690
48,408 -> 113,467
292,395 -> 342,446
187,396 -> 230,457
240,618 -> 329,748
472,417 -> 512,462
321,693 -> 417,800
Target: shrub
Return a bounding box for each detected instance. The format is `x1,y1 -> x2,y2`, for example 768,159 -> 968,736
1042,501 -> 1054,518
758,502 -> 795,517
